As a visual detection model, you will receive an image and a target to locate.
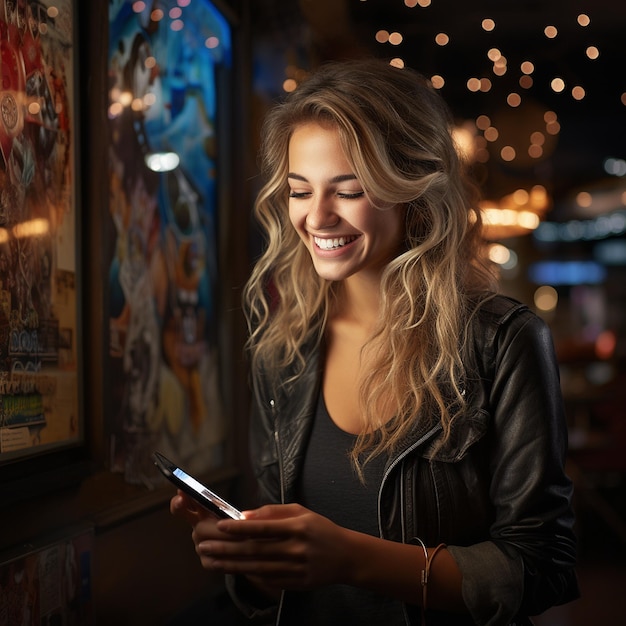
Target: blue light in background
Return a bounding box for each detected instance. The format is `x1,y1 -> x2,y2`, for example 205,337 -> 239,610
528,261 -> 607,285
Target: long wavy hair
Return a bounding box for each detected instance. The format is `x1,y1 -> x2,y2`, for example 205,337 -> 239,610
243,58 -> 497,472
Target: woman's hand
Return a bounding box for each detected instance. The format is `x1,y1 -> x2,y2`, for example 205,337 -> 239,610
170,490 -> 237,563
196,503 -> 354,591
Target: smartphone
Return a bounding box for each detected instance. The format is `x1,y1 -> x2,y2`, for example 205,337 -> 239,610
153,451 -> 244,520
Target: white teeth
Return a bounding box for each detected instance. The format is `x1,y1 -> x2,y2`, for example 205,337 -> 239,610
314,236 -> 355,250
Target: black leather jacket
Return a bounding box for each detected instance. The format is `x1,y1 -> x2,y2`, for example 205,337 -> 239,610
232,295 -> 579,625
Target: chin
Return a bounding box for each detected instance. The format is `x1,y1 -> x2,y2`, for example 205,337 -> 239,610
311,265 -> 353,282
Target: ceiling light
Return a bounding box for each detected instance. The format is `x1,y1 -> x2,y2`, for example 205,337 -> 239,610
145,152 -> 180,172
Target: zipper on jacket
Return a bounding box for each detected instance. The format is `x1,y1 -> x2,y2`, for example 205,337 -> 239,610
269,398 -> 286,506
274,428 -> 286,506
270,397 -> 286,625
377,423 -> 441,540
428,461 -> 443,539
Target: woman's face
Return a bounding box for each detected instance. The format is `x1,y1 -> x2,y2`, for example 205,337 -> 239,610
287,122 -> 404,283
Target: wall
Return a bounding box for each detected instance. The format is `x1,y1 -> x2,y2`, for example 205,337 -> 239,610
1,1 -> 253,623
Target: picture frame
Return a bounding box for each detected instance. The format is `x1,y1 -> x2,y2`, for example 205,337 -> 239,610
0,0 -> 85,493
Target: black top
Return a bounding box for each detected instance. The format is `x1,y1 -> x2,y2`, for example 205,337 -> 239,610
280,392 -> 406,625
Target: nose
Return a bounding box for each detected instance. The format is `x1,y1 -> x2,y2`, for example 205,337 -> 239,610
305,194 -> 339,231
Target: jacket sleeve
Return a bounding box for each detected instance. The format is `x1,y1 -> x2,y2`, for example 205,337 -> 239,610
448,308 -> 579,624
224,574 -> 279,625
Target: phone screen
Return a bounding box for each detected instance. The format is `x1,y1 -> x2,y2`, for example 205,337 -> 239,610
172,467 -> 245,520
153,451 -> 244,520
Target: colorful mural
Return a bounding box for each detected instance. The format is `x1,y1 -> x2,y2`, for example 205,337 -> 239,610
107,0 -> 231,484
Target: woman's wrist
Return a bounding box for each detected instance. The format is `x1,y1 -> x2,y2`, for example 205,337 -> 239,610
341,529 -> 423,600
341,530 -> 465,611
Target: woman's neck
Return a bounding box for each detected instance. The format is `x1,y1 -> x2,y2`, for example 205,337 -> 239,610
333,274 -> 382,330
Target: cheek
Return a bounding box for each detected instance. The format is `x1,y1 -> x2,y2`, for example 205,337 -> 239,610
288,204 -> 306,236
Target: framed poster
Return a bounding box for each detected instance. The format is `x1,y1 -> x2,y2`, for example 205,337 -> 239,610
0,1 -> 82,467
0,526 -> 93,624
107,0 -> 232,485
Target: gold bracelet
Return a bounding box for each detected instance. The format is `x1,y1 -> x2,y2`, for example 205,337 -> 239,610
423,543 -> 447,611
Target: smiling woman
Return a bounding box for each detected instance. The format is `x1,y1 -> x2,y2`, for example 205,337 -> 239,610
171,58 -> 579,626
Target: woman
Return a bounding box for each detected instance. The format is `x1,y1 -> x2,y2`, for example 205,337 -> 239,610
171,58 -> 578,625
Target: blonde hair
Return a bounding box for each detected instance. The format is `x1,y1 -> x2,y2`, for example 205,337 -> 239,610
243,58 -> 497,472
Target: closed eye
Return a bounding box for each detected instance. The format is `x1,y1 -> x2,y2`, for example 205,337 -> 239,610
289,190 -> 364,200
337,191 -> 365,199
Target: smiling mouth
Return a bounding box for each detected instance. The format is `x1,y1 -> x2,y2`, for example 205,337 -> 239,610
313,235 -> 359,250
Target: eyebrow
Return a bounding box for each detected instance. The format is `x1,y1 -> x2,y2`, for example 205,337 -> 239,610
287,173 -> 358,184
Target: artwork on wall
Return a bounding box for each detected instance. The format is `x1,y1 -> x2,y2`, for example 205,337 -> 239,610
0,527 -> 93,624
107,0 -> 231,485
0,0 -> 81,464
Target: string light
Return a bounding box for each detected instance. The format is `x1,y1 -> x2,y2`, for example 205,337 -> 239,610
484,126 -> 499,142
476,115 -> 490,130
544,25 -> 558,39
586,46 -> 600,60
507,92 -> 521,107
551,78 -> 565,93
467,77 -> 481,92
519,75 -> 533,89
501,146 -> 516,161
487,48 -> 501,62
375,30 -> 389,43
362,4 -> 620,174
493,56 -> 507,76
530,131 -> 545,146
367,6 -> 615,116
430,74 -> 445,88
480,78 -> 492,92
